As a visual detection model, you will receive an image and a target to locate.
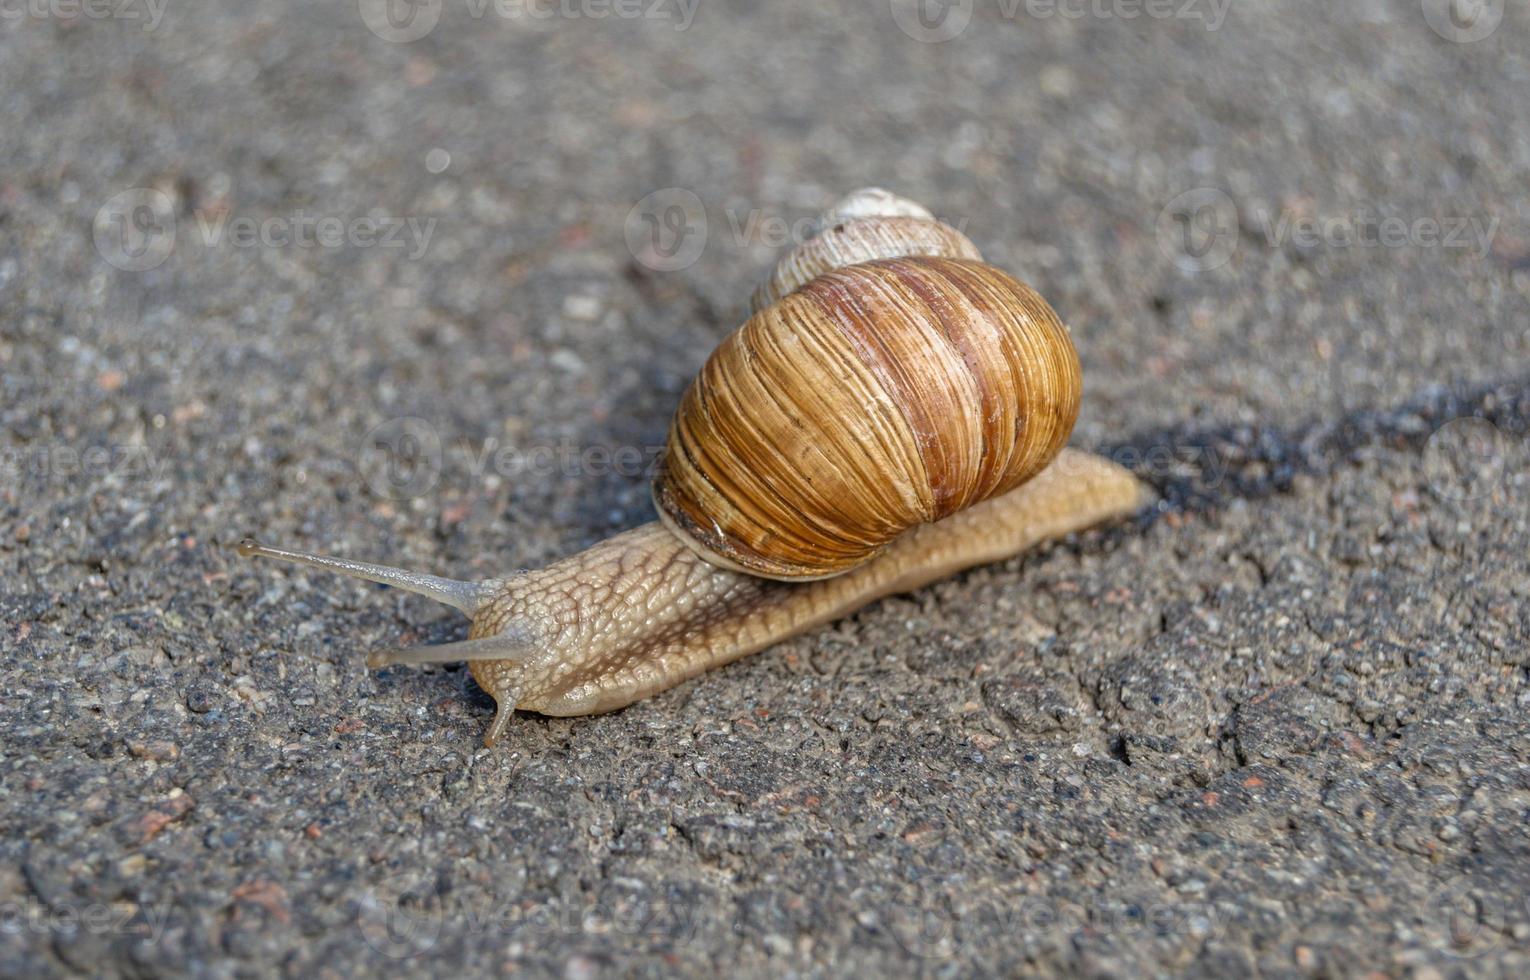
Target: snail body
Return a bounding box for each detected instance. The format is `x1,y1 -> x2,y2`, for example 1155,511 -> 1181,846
239,190 -> 1148,745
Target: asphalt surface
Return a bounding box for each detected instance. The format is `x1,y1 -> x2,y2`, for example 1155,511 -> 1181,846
2,1 -> 1528,976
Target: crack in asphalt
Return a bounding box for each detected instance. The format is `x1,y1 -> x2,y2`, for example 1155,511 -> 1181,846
1102,376 -> 1528,518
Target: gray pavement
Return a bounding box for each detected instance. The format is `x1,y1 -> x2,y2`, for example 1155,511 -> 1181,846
1,1 -> 1527,976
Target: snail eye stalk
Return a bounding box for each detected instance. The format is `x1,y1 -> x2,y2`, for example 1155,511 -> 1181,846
236,538 -> 490,615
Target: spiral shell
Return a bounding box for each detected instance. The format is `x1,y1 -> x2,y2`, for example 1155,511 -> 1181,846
811,186 -> 938,231
750,189 -> 982,311
652,190 -> 1081,581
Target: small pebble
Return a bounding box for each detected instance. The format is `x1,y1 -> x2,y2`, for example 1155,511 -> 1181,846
186,682 -> 219,714
562,295 -> 602,321
127,739 -> 180,762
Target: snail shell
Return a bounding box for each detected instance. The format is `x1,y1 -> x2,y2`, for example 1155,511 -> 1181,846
654,190 -> 1082,581
750,189 -> 982,310
811,186 -> 939,231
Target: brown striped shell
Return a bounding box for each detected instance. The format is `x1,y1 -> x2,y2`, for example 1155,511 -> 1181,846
652,190 -> 1082,581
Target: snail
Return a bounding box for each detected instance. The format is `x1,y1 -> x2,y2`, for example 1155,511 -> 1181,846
238,189 -> 1150,745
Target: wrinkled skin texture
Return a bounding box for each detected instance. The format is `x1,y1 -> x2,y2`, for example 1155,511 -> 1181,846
470,450 -> 1146,740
